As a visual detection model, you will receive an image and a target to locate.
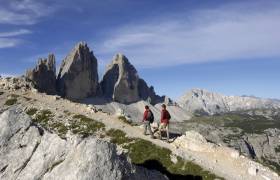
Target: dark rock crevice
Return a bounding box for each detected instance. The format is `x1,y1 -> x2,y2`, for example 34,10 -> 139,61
14,141 -> 41,176
137,160 -> 202,180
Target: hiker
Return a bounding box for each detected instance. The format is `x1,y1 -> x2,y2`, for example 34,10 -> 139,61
142,105 -> 155,138
159,104 -> 171,142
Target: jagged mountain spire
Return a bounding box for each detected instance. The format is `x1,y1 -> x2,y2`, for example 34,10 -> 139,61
57,42 -> 99,100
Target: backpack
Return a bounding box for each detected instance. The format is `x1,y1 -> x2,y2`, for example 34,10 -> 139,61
166,111 -> 171,120
147,111 -> 154,123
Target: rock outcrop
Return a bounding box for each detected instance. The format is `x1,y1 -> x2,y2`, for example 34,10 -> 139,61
173,131 -> 279,180
25,54 -> 56,94
178,88 -> 280,115
239,129 -> 280,167
0,77 -> 31,92
57,42 -> 99,100
101,54 -> 162,104
101,54 -> 139,104
138,78 -> 163,104
0,108 -> 167,180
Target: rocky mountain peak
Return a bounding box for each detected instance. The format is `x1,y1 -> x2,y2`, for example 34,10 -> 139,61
25,54 -> 57,94
57,42 -> 99,100
101,54 -> 139,104
101,54 -> 163,104
178,88 -> 280,115
112,53 -> 128,63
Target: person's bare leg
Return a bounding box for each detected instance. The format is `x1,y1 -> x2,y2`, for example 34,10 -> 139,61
159,123 -> 163,140
143,121 -> 148,135
166,124 -> 170,142
147,122 -> 154,138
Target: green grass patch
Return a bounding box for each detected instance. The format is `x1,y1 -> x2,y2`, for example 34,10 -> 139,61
124,138 -> 220,179
4,98 -> 17,106
63,110 -> 71,116
26,108 -> 38,116
275,146 -> 280,153
23,96 -> 31,101
70,114 -> 105,137
10,94 -> 20,98
260,157 -> 280,175
118,116 -> 132,125
106,129 -> 133,145
32,110 -> 68,138
186,113 -> 280,134
49,121 -> 68,138
32,110 -> 53,128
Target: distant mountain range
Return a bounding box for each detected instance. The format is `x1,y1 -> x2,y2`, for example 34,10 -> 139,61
178,88 -> 280,115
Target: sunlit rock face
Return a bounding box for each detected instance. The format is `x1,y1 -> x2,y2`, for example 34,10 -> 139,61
26,54 -> 56,95
57,42 -> 99,100
101,53 -> 163,104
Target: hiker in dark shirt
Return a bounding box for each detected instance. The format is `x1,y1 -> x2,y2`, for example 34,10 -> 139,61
142,105 -> 155,138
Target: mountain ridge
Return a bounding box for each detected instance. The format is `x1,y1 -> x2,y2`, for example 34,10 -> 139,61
178,88 -> 280,115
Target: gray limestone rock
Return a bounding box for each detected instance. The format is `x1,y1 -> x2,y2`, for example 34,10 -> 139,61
138,78 -> 163,105
0,108 -> 167,180
26,54 -> 56,94
101,54 -> 162,104
101,53 -> 139,104
57,42 -> 99,100
178,88 -> 280,115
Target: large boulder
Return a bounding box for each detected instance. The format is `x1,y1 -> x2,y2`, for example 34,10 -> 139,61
25,54 -> 56,94
57,42 -> 99,100
101,54 -> 162,104
0,108 -> 167,180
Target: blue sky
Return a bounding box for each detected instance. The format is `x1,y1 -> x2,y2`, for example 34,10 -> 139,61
0,0 -> 280,99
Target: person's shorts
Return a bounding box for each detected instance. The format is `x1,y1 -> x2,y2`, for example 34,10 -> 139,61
159,123 -> 168,130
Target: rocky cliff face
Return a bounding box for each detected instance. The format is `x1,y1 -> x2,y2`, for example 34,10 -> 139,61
0,108 -> 167,180
101,54 -> 162,104
24,42 -> 163,104
57,42 -> 99,100
26,54 -> 56,94
138,78 -> 163,104
178,88 -> 280,115
101,54 -> 139,104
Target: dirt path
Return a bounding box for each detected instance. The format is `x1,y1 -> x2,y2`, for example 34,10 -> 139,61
9,90 -> 280,180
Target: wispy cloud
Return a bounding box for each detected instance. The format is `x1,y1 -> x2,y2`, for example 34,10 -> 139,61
0,0 -> 58,48
0,0 -> 58,25
0,29 -> 31,37
0,38 -> 22,48
96,1 -> 280,68
0,29 -> 32,48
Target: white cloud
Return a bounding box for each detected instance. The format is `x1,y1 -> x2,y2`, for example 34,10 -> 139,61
0,0 -> 58,25
96,2 -> 280,68
0,38 -> 22,48
0,29 -> 31,37
0,29 -> 32,48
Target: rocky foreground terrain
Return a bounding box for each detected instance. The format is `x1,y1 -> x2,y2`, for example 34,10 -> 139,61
1,42 -> 280,180
0,79 -> 279,180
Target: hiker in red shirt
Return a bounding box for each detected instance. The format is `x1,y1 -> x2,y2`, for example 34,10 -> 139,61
142,105 -> 155,138
159,104 -> 171,142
